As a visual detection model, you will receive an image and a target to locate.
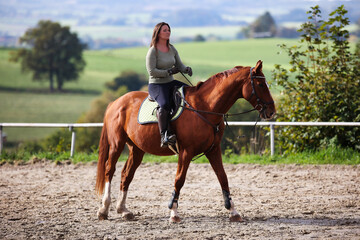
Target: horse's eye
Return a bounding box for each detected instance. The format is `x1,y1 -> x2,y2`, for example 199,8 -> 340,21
259,83 -> 265,88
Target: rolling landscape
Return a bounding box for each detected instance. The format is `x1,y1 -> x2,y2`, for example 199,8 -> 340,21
0,38 -> 298,143
0,0 -> 359,148
0,3 -> 359,240
1,37 -> 358,145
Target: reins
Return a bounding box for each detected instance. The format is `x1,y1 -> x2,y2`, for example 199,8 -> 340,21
181,96 -> 260,160
180,72 -> 257,118
179,71 -> 261,160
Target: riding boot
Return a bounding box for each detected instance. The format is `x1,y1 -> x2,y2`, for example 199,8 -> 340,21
157,108 -> 171,148
166,122 -> 177,146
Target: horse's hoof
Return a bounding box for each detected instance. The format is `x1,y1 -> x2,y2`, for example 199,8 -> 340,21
169,216 -> 181,223
122,212 -> 135,221
230,214 -> 243,222
98,213 -> 108,220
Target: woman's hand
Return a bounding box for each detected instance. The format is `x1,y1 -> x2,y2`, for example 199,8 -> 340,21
168,67 -> 180,75
185,67 -> 193,77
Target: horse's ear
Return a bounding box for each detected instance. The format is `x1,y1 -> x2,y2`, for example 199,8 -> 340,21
253,60 -> 263,73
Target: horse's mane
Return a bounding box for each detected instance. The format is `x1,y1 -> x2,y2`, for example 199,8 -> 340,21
194,66 -> 245,90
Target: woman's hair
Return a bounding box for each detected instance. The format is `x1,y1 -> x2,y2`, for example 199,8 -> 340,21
150,22 -> 171,48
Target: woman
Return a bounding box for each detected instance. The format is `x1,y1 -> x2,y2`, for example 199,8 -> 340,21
146,22 -> 193,148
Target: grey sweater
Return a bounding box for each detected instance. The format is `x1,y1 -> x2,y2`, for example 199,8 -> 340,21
146,45 -> 188,84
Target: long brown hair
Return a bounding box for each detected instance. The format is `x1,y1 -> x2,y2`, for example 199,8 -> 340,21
150,22 -> 171,48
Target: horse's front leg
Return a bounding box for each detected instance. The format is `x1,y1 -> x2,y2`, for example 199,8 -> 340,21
168,150 -> 192,223
206,144 -> 242,222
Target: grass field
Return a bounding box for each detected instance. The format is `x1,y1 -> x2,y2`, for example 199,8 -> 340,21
0,38 -> 341,144
1,38 -> 297,91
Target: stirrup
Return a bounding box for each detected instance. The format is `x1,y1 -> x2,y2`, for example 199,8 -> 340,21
160,132 -> 169,148
167,133 -> 176,145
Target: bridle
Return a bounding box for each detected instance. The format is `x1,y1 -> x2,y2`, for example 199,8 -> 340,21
178,67 -> 274,160
248,67 -> 274,116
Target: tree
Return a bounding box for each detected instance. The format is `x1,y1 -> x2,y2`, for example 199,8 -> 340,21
10,20 -> 87,91
250,11 -> 277,38
193,34 -> 206,42
105,70 -> 147,92
272,5 -> 360,153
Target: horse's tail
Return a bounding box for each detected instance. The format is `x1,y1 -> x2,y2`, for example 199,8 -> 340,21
95,118 -> 109,196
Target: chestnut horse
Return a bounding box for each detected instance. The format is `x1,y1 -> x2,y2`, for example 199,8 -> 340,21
95,60 -> 276,223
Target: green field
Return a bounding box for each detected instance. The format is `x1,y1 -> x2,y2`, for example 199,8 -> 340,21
0,38 -> 304,143
1,38 -> 297,90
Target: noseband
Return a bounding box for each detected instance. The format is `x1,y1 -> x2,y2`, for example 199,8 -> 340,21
248,67 -> 274,115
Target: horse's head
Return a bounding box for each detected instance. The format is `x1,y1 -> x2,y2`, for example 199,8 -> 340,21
242,60 -> 276,120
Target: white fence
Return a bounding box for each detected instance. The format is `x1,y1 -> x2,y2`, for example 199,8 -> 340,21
0,123 -> 102,157
1,122 -> 359,157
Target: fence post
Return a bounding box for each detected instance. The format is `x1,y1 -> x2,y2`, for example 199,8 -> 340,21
0,125 -> 3,154
69,126 -> 76,157
270,124 -> 275,156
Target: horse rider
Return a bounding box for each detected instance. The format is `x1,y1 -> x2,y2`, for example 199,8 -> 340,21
146,22 -> 193,148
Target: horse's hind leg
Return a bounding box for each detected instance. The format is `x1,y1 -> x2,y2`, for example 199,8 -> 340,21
116,141 -> 144,220
206,144 -> 242,222
97,141 -> 125,220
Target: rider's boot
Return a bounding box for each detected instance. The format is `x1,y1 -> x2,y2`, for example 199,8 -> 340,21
166,122 -> 177,146
157,108 -> 176,148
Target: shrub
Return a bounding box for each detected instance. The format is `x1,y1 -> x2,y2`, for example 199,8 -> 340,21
105,70 -> 147,91
272,5 -> 360,153
75,86 -> 128,152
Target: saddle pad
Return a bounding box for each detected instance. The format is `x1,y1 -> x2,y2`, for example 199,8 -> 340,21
138,87 -> 185,125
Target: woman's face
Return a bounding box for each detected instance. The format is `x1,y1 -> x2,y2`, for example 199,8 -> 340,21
158,24 -> 171,41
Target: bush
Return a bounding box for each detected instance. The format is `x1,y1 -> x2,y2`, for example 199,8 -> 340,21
105,70 -> 147,91
41,86 -> 129,153
75,86 -> 128,152
221,100 -> 264,154
44,129 -> 72,152
272,5 -> 360,153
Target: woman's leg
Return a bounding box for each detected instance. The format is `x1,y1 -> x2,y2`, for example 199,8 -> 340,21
149,83 -> 174,147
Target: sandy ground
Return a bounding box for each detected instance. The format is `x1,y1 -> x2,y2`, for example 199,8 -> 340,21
0,160 -> 359,239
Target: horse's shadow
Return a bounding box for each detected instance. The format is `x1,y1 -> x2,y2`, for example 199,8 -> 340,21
107,215 -> 360,227
250,216 -> 360,227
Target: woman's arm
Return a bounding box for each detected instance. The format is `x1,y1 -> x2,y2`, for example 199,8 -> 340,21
172,46 -> 190,74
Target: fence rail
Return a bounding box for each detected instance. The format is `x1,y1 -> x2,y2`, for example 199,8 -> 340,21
1,122 -> 359,156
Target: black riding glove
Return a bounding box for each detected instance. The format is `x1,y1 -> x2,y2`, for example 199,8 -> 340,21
185,66 -> 193,77
168,67 -> 180,75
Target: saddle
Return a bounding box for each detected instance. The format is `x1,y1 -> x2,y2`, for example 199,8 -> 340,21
137,87 -> 185,125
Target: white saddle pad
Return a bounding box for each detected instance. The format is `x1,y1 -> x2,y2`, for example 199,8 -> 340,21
137,87 -> 185,125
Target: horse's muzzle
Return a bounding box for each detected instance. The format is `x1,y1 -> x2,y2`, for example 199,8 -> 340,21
260,104 -> 276,120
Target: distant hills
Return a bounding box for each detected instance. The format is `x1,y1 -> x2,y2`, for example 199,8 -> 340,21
0,0 -> 359,48
2,0 -> 359,28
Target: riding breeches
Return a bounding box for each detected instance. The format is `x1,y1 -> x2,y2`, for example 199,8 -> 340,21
148,80 -> 187,111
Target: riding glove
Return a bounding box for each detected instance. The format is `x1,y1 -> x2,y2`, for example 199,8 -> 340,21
168,67 -> 180,75
185,66 -> 193,77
